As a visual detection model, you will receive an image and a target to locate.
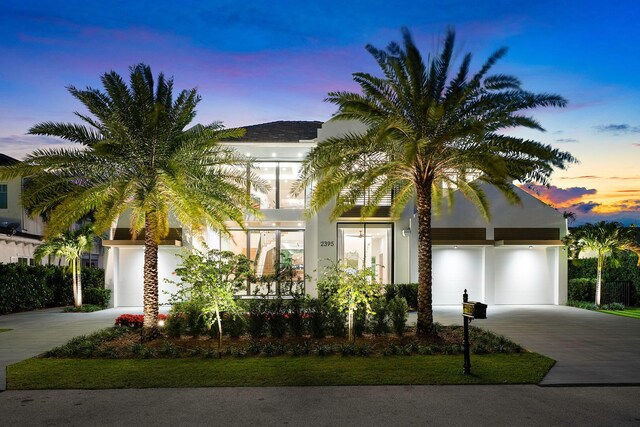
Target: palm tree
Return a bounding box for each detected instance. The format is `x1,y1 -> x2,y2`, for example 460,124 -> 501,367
566,221 -> 640,306
34,225 -> 95,307
0,64 -> 260,335
296,28 -> 576,336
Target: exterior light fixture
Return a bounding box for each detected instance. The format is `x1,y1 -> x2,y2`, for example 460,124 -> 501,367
454,245 -> 458,249
297,222 -> 302,227
528,245 -> 533,249
272,223 -> 276,226
245,152 -> 251,157
158,319 -> 165,327
271,152 -> 277,157
297,152 -> 303,157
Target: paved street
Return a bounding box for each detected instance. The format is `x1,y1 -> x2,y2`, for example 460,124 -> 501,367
1,305 -> 640,425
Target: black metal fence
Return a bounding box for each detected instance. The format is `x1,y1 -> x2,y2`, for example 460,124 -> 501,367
602,281 -> 632,306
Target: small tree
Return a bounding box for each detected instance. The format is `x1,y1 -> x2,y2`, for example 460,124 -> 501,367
566,222 -> 640,306
34,224 -> 95,307
170,248 -> 251,357
318,261 -> 382,343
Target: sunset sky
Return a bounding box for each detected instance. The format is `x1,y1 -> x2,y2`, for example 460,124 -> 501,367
1,1 -> 638,225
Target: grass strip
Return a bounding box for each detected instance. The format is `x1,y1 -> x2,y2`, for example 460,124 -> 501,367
0,328 -> 11,333
7,353 -> 553,389
599,309 -> 640,319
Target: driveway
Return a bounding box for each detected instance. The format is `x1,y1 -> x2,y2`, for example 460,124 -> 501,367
0,307 -> 156,390
432,305 -> 640,385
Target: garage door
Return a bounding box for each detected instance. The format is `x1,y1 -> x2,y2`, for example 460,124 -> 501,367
494,247 -> 554,304
432,247 -> 484,304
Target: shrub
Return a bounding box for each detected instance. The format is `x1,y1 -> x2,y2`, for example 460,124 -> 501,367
224,313 -> 247,338
387,296 -> 409,336
305,298 -> 326,339
325,306 -> 347,338
115,314 -> 167,328
286,297 -> 306,337
83,288 -> 111,308
165,313 -> 186,338
601,302 -> 625,310
354,308 -> 367,337
266,298 -> 287,338
385,283 -> 418,310
369,297 -> 389,336
247,299 -> 268,338
567,300 -> 598,311
568,278 -> 596,302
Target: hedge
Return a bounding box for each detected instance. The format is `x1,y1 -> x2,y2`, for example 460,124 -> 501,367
0,264 -> 107,314
384,283 -> 418,310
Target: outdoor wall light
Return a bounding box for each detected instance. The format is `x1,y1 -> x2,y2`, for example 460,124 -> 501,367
528,245 -> 533,249
271,152 -> 277,157
454,245 -> 458,249
245,152 -> 251,157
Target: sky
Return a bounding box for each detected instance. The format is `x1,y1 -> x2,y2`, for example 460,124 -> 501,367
1,0 -> 639,225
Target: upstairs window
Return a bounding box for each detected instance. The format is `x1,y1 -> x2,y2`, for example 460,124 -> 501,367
251,162 -> 304,209
0,184 -> 7,209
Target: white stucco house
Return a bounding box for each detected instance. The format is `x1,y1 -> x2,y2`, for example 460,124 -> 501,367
103,120 -> 568,307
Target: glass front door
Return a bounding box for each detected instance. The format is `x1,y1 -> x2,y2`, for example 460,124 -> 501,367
338,223 -> 392,284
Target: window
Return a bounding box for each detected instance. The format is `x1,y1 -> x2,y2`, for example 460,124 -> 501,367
338,223 -> 393,284
251,162 -> 304,209
0,184 -> 7,209
17,257 -> 35,266
221,229 -> 305,295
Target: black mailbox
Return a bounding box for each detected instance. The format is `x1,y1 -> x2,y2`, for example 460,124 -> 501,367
463,301 -> 487,319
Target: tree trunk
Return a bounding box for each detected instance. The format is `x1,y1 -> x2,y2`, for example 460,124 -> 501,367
416,180 -> 435,337
348,307 -> 354,344
76,259 -> 83,307
595,253 -> 603,307
72,260 -> 79,307
143,216 -> 159,338
216,305 -> 223,359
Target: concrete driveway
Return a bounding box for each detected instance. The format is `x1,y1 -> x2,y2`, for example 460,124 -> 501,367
432,305 -> 640,385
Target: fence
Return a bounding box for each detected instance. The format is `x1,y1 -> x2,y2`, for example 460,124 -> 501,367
602,281 -> 631,306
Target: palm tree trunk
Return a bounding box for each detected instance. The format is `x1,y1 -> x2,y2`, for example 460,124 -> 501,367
76,259 -> 83,307
416,180 -> 435,337
595,253 -> 603,306
72,260 -> 79,307
143,216 -> 159,337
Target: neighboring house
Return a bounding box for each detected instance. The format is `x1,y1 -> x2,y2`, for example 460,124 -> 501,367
0,153 -> 104,268
103,120 -> 568,307
0,153 -> 45,265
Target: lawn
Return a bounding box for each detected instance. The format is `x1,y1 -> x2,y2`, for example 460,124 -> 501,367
7,353 -> 553,389
0,328 -> 11,333
599,309 -> 640,319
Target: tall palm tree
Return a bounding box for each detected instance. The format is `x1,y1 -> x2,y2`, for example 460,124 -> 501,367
296,28 -> 576,336
0,64 -> 260,335
34,225 -> 95,307
566,221 -> 640,306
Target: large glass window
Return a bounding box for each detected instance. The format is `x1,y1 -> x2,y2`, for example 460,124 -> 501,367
338,223 -> 392,284
221,229 -> 305,295
0,184 -> 7,209
251,162 -> 304,209
253,163 -> 277,209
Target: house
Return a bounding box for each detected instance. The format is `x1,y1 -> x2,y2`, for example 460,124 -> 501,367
0,153 -> 104,268
0,154 -> 46,265
103,120 -> 568,306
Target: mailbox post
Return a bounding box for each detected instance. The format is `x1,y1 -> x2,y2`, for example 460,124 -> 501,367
462,289 -> 487,375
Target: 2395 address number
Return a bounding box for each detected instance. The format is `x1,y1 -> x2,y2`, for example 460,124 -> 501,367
320,241 -> 335,247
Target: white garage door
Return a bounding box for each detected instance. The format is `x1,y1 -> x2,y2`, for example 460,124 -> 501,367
494,247 -> 554,304
432,247 -> 484,304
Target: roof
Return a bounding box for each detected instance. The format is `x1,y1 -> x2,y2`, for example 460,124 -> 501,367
0,153 -> 19,166
223,121 -> 323,142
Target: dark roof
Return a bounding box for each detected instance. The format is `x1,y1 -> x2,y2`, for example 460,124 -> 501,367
223,121 -> 323,142
0,153 -> 19,166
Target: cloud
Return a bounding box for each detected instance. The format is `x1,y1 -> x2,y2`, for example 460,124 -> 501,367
593,124 -> 640,135
519,184 -> 597,206
555,138 -> 579,143
633,143 -> 640,147
559,175 -> 599,180
0,135 -> 76,160
571,201 -> 601,213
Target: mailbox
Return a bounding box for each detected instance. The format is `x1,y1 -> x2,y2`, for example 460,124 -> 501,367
462,301 -> 487,319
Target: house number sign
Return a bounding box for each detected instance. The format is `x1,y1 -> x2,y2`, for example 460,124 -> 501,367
320,241 -> 335,247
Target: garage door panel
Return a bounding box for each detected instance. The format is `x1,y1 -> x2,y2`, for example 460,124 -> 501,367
432,248 -> 483,304
494,248 -> 553,304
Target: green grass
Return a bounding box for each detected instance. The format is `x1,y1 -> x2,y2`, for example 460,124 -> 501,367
599,309 -> 640,319
62,304 -> 105,313
0,328 -> 11,333
7,353 -> 553,389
